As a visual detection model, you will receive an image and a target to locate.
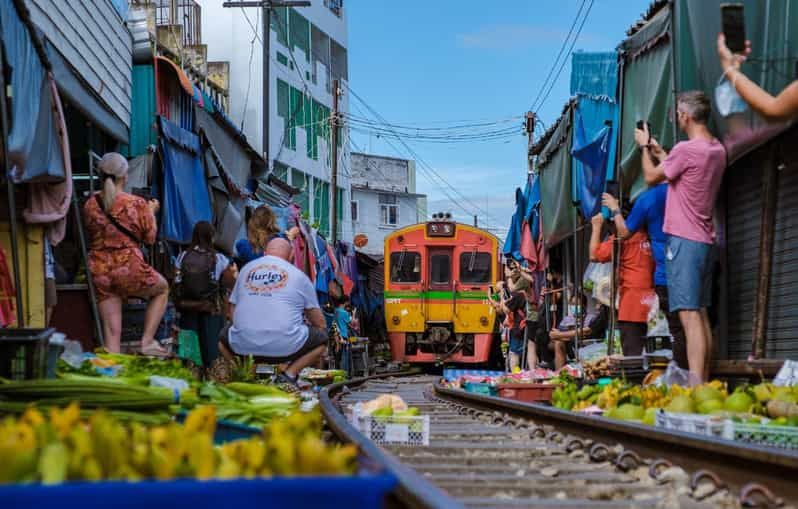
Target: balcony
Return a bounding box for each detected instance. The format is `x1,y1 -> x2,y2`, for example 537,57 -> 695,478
324,0 -> 343,17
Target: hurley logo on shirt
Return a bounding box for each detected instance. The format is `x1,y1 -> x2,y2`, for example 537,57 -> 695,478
244,264 -> 288,294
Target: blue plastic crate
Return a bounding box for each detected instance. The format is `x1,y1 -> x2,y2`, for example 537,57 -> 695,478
0,474 -> 397,509
175,412 -> 261,444
443,369 -> 504,382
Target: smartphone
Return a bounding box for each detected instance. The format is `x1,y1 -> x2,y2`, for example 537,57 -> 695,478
602,180 -> 620,219
721,4 -> 746,54
636,120 -> 652,145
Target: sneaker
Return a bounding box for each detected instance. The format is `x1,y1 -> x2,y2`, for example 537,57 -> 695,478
140,342 -> 172,358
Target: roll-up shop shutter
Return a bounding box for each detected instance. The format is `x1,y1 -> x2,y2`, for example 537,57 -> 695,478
724,154 -> 761,360
766,154 -> 798,360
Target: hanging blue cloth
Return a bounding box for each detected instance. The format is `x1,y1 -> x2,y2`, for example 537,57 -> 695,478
502,187 -> 526,261
158,116 -> 212,243
571,109 -> 613,219
522,173 -> 541,241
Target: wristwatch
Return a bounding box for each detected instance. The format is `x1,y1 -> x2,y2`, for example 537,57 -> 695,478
611,208 -> 621,217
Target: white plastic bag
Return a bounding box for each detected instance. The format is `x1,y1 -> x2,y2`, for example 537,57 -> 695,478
583,262 -> 612,306
657,360 -> 700,387
645,293 -> 670,337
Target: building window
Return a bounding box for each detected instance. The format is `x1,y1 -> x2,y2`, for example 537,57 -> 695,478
379,193 -> 398,226
351,200 -> 359,222
324,0 -> 343,17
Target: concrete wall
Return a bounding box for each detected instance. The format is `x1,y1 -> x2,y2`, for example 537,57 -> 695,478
25,0 -> 132,130
351,152 -> 414,193
352,188 -> 425,256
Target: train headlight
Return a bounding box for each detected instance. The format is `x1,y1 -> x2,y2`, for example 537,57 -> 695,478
392,315 -> 401,325
480,316 -> 489,326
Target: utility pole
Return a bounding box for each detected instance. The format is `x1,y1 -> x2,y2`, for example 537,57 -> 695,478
222,1 -> 310,170
473,215 -> 478,227
331,78 -> 340,243
525,111 -> 536,174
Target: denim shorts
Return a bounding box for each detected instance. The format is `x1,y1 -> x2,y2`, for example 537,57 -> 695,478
665,236 -> 714,312
509,334 -> 525,355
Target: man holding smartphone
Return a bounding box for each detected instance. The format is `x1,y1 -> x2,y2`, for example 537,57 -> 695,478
636,91 -> 726,383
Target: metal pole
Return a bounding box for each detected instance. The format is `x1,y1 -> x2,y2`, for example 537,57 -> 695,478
525,111 -> 535,174
0,45 -> 25,327
262,4 -> 270,169
668,0 -> 679,143
331,78 -> 340,243
72,193 -> 104,347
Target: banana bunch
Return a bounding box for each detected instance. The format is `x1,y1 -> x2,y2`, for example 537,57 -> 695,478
641,385 -> 670,409
0,404 -> 357,485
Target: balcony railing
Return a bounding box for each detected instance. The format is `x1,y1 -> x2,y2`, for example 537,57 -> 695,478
151,0 -> 202,47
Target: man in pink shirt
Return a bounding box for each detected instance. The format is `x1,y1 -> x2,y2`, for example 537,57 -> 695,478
636,91 -> 726,383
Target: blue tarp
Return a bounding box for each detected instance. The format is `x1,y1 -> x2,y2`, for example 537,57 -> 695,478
158,116 -> 212,243
523,173 -> 541,241
569,52 -> 618,218
502,187 -> 526,261
0,1 -> 64,182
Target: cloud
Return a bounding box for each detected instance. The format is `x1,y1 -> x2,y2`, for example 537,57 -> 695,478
456,24 -> 608,50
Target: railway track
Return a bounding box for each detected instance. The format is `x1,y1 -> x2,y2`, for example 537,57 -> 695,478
320,374 -> 798,509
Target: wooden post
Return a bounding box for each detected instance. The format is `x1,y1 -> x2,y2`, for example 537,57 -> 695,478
751,149 -> 779,359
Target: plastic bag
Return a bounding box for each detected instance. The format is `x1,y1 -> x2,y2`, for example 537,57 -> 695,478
773,360 -> 798,387
60,339 -> 85,369
657,360 -> 700,387
583,262 -> 612,306
150,375 -> 190,392
578,341 -> 607,362
177,329 -> 203,366
645,293 -> 670,337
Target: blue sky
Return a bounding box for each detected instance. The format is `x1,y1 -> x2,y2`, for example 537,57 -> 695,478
346,0 -> 652,237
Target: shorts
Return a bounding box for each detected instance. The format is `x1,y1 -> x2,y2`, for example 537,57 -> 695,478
45,278 -> 57,308
220,324 -> 328,363
509,334 -> 525,355
88,248 -> 165,302
665,236 -> 713,312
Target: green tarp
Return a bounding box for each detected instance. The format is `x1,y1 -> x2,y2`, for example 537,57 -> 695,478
539,106 -> 576,248
123,65 -> 157,158
618,7 -> 675,200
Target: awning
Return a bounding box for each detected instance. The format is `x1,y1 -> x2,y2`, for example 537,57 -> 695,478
195,107 -> 252,188
539,106 -> 576,248
155,56 -> 193,96
157,116 -> 212,244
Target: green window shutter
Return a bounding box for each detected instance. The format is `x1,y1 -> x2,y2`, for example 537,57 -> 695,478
289,8 -> 310,61
276,52 -> 288,66
271,7 -> 288,46
292,169 -> 310,215
321,181 -> 330,237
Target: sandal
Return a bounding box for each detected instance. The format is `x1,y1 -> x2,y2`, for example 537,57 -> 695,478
140,342 -> 172,358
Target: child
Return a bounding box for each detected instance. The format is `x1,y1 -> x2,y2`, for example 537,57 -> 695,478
334,297 -> 353,372
501,292 -> 527,372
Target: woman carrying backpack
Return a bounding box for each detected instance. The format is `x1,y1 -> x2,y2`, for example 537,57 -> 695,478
175,221 -> 237,369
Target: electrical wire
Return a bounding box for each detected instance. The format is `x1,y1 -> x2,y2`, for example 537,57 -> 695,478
239,8 -> 260,131
529,0 -> 587,112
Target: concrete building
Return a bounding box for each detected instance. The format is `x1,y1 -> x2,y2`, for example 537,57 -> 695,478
350,152 -> 427,256
201,0 -> 350,239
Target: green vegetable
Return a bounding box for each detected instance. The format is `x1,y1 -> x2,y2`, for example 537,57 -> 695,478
225,382 -> 287,397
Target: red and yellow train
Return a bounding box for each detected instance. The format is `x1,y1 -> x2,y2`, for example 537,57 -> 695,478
383,216 -> 501,364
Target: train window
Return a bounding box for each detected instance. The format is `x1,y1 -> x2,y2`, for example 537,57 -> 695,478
390,252 -> 421,283
430,254 -> 451,284
459,252 -> 491,283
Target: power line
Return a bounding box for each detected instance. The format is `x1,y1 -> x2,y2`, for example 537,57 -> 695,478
535,0 -> 596,114
529,0 -> 587,112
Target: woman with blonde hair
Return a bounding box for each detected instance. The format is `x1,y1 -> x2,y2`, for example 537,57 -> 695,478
83,152 -> 170,355
234,205 -> 299,266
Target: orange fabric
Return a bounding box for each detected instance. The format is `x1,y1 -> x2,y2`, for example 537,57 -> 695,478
83,193 -> 161,301
593,231 -> 655,323
155,56 -> 194,96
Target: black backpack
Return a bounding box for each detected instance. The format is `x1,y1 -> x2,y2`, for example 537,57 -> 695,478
176,249 -> 219,303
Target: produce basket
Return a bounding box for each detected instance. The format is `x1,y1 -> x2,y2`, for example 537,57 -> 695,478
175,412 -> 261,444
351,409 -> 429,446
654,411 -> 725,438
463,381 -> 497,396
497,383 -> 558,403
0,474 -> 398,509
723,421 -> 798,450
0,328 -> 55,380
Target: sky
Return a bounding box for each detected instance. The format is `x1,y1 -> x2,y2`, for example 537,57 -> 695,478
346,0 -> 652,238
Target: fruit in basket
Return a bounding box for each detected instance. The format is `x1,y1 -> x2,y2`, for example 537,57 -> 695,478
614,404 -> 645,421
724,391 -> 754,413
666,395 -> 695,414
642,408 -> 659,426
693,385 -> 724,405
753,383 -> 774,403
697,399 -> 724,415
767,399 -> 798,419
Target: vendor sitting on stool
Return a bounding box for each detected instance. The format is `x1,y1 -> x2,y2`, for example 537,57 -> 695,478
549,294 -> 609,370
219,238 -> 328,385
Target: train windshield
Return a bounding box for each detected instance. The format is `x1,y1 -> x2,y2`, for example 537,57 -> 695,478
430,254 -> 451,284
390,252 -> 421,283
459,252 -> 491,284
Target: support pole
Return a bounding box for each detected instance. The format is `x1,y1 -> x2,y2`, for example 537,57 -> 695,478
751,149 -> 779,359
331,78 -> 340,243
262,5 -> 270,167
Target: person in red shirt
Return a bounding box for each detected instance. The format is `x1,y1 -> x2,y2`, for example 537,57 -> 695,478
589,212 -> 655,356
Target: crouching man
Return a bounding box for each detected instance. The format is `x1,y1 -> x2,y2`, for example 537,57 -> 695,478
219,238 -> 327,385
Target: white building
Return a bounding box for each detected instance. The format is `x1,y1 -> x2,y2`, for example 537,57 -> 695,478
350,152 -> 427,256
201,0 -> 350,239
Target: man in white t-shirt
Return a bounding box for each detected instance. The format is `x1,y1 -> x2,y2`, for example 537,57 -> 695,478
219,238 -> 327,384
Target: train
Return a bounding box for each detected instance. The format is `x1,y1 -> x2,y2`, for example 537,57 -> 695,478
383,215 -> 501,365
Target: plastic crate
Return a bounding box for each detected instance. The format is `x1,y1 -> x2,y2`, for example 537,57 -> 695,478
0,328 -> 55,380
0,474 -> 397,509
463,381 -> 497,396
497,383 -> 558,403
351,410 -> 429,446
723,421 -> 798,450
654,411 -> 725,438
175,412 -> 261,444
